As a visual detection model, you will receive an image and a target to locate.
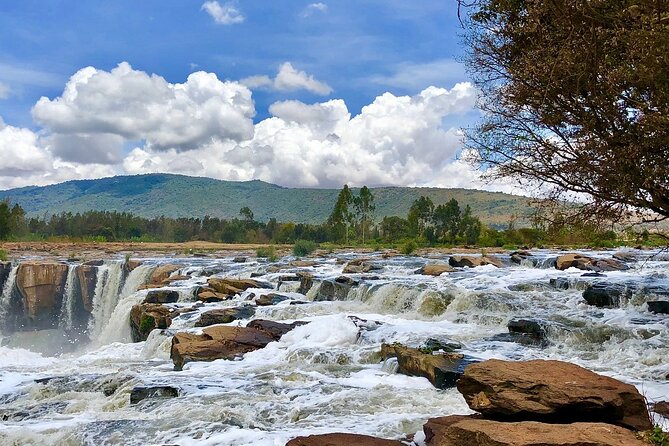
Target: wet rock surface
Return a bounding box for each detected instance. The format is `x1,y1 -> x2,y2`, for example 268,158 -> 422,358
130,386 -> 179,404
129,303 -> 172,342
143,289 -> 179,304
286,433 -> 404,446
194,306 -> 256,327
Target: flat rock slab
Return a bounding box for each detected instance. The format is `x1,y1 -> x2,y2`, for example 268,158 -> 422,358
424,416 -> 647,446
286,433 -> 404,446
457,359 -> 652,431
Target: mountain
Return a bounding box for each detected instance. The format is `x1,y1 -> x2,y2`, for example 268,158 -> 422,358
0,174 -> 533,227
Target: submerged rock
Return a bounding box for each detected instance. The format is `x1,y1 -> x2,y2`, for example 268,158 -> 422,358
456,359 -> 652,431
423,416 -> 646,446
314,279 -> 353,301
509,250 -> 532,265
583,283 -> 630,308
255,293 -> 290,306
648,301 -> 669,314
129,303 -> 172,342
129,386 -> 179,404
342,258 -> 382,274
286,433 -> 404,446
449,255 -> 503,268
194,306 -> 256,327
380,343 -> 474,389
506,318 -> 549,346
246,319 -> 307,339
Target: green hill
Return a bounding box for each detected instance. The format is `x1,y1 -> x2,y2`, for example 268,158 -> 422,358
0,174 -> 533,227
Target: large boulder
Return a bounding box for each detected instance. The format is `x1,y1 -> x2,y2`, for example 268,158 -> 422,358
143,289 -> 179,304
583,283 -> 630,308
194,307 -> 256,327
255,292 -> 290,306
314,279 -> 353,301
456,359 -> 652,431
423,416 -> 646,446
148,264 -> 181,284
415,263 -> 454,276
15,262 -> 69,330
170,325 -> 276,370
342,258 -> 382,274
555,253 -> 594,270
129,303 -> 172,342
449,255 -> 503,268
286,433 -> 404,446
381,343 -> 473,389
206,277 -> 268,297
246,319 -> 307,340
297,272 -> 314,295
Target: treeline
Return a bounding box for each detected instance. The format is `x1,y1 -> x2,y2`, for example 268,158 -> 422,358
0,187 -> 658,247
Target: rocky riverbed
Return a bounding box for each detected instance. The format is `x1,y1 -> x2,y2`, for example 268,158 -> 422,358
0,247 -> 667,445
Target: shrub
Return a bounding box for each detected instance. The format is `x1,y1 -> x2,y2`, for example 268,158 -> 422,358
648,426 -> 669,446
256,246 -> 277,262
400,240 -> 417,255
293,240 -> 318,257
0,249 -> 8,262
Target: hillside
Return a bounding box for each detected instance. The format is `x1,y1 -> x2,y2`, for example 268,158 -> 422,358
0,174 -> 533,227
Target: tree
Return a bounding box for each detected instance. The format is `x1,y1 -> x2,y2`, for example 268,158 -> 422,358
459,205 -> 482,245
408,196 -> 435,238
461,0 -> 669,224
433,199 -> 461,244
353,186 -> 376,244
328,185 -> 354,244
239,206 -> 254,222
0,201 -> 11,240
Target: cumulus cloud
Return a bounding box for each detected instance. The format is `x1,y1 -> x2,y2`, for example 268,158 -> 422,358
302,2 -> 328,17
32,62 -> 255,152
241,62 -> 333,95
201,1 -> 245,25
0,82 -> 10,99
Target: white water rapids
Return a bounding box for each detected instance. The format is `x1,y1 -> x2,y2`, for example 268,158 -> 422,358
0,250 -> 667,445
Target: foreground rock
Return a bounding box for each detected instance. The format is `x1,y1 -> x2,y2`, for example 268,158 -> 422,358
449,255 -> 502,268
381,343 -> 473,389
583,283 -> 630,308
556,254 -> 627,271
456,359 -> 652,431
423,416 -> 646,446
194,307 -> 256,327
170,321 -> 302,370
130,303 -> 172,342
286,433 -> 404,446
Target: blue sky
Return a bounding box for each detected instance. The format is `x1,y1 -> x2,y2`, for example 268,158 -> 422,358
0,1 -> 500,191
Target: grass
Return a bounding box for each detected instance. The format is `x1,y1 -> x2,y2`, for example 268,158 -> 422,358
293,240 -> 318,257
0,248 -> 8,262
256,246 -> 278,262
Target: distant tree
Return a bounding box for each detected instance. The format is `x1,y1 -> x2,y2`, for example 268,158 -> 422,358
408,196 -> 435,238
380,216 -> 410,242
328,185 -> 354,244
354,186 -> 375,244
461,0 -> 669,224
239,206 -> 254,222
459,205 -> 482,245
0,201 -> 11,240
433,199 -> 461,244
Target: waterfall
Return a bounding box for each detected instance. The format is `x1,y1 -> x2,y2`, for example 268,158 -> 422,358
57,265 -> 78,331
0,264 -> 19,332
381,357 -> 399,374
87,262 -> 126,340
92,264 -> 155,345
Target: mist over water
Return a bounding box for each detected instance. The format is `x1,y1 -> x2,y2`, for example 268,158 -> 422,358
0,250 -> 667,445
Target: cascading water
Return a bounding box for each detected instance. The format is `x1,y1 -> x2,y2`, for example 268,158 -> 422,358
87,261 -> 126,340
0,264 -> 19,333
92,263 -> 156,345
57,265 -> 78,331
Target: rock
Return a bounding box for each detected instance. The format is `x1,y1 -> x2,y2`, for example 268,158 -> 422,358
315,279 -> 353,301
415,263 -> 454,276
160,274 -> 190,285
246,319 -> 307,340
342,258 -> 382,274
149,264 -> 181,284
286,434 -> 404,446
129,386 -> 179,404
423,416 -> 646,446
348,315 -> 384,332
194,306 -> 256,327
648,301 -> 669,314
129,303 -> 172,342
380,343 -> 473,389
75,264 -> 98,312
613,251 -> 637,262
170,325 -> 276,370
583,283 -> 630,308
420,337 -> 462,353
651,401 -> 669,418
555,253 -> 594,270
255,293 -> 290,306
456,359 -> 652,431
196,287 -> 231,302
143,289 -> 180,304
506,318 -> 549,346
510,250 -> 532,265
449,255 -> 503,268
15,262 -> 69,330
207,278 -> 267,296
0,262 -> 11,294
125,259 -> 142,272
232,256 -> 247,263
297,272 -> 314,295
594,258 -> 629,271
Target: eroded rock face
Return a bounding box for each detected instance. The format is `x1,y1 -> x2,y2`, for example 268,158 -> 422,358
143,289 -> 179,304
423,416 -> 646,446
456,359 -> 652,431
380,343 -> 472,389
194,307 -> 256,327
75,264 -> 98,313
15,262 -> 69,330
0,261 -> 11,293
449,255 -> 503,268
286,433 -> 404,446
170,325 -> 276,371
148,264 -> 181,284
206,277 -> 267,297
129,303 -> 172,342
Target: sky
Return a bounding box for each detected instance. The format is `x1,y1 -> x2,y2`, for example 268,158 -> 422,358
0,1 -> 517,192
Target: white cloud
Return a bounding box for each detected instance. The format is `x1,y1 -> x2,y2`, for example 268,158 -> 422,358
370,59 -> 468,92
241,62 -> 333,95
201,1 -> 245,25
0,82 -> 10,99
32,62 -> 255,152
302,2 -> 328,17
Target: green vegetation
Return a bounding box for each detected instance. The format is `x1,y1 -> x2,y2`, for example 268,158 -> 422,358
0,248 -> 8,262
400,240 -> 417,256
256,246 -> 278,262
648,426 -> 669,446
293,240 -> 318,257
